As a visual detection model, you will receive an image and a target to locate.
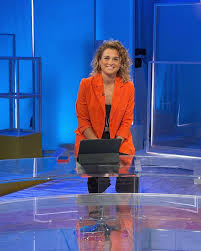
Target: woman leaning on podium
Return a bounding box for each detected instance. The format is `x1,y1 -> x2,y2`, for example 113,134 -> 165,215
75,40 -> 135,193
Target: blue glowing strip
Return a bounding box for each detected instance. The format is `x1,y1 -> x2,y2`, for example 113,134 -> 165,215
31,0 -> 35,57
14,60 -> 17,129
151,5 -> 158,147
155,3 -> 201,7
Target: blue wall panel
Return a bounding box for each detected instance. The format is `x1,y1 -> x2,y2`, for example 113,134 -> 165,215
0,0 -> 32,132
1,0 -> 201,150
96,0 -> 134,53
0,0 -> 32,56
34,0 -> 94,150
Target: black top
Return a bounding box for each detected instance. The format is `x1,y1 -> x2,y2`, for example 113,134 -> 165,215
102,104 -> 111,139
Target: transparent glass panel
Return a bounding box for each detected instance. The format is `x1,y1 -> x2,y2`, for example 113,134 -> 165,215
19,98 -> 33,131
0,157 -> 57,181
0,99 -> 9,130
147,62 -> 201,157
2,155 -> 201,196
154,3 -> 201,61
18,96 -> 41,133
0,59 -> 9,93
0,57 -> 41,136
0,156 -> 137,183
18,60 -> 33,93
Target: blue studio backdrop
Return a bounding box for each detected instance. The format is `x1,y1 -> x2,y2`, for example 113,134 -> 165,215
34,0 -> 95,150
0,0 -> 201,151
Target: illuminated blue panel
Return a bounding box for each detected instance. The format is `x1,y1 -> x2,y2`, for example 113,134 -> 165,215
0,0 -> 33,136
96,0 -> 134,53
34,0 -> 94,149
0,0 -> 32,57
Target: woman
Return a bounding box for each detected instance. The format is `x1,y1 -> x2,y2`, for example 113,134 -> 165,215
75,40 -> 135,192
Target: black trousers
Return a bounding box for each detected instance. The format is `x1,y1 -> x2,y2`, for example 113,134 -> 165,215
87,176 -> 139,193
87,153 -> 139,193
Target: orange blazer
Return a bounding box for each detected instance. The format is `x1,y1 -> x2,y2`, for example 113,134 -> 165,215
74,73 -> 135,156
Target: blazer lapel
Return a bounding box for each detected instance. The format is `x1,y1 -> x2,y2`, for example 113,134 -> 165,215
92,74 -> 105,114
110,77 -> 124,120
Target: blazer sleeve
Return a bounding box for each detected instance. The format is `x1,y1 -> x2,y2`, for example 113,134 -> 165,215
116,83 -> 135,139
75,79 -> 92,134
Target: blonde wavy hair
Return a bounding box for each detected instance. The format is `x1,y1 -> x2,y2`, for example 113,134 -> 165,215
90,40 -> 132,82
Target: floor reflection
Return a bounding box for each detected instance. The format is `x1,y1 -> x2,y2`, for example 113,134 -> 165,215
1,194 -> 201,250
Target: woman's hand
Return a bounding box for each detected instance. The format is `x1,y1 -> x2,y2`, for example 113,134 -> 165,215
116,135 -> 124,144
83,127 -> 98,140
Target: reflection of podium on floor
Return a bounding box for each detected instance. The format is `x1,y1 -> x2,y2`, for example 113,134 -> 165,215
76,195 -> 133,251
79,206 -> 120,236
0,34 -> 42,159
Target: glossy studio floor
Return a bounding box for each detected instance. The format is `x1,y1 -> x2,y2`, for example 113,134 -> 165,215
1,150 -> 201,251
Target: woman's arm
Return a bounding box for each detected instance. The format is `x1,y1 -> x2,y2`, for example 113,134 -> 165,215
116,83 -> 135,140
83,127 -> 98,139
76,79 -> 98,139
76,79 -> 92,134
116,135 -> 124,144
